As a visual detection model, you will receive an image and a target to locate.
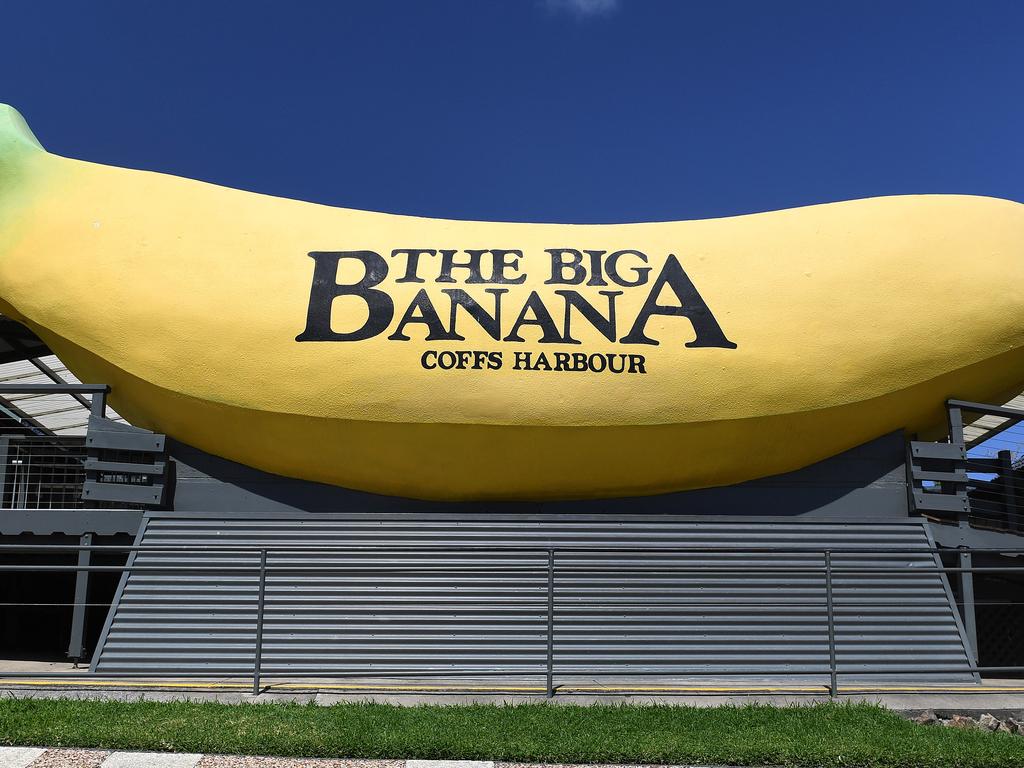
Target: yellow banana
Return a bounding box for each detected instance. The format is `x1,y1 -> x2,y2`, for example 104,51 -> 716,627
1,103 -> 1023,501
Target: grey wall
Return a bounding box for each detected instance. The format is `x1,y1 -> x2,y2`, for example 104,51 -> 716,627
168,430 -> 909,520
92,516 -> 970,680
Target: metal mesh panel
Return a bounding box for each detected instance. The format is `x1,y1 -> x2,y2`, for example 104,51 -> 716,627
0,435 -> 155,510
0,437 -> 88,509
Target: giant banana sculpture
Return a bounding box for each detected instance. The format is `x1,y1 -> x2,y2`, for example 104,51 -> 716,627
1,103 -> 1022,500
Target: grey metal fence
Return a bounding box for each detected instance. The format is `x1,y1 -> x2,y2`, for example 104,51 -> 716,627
0,542 -> 1021,697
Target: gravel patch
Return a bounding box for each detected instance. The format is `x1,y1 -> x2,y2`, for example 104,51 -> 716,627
28,750 -> 109,768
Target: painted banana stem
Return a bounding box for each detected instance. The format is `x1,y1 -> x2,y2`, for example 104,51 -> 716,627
1,103 -> 1023,501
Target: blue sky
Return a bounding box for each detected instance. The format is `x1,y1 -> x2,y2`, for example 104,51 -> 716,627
4,0 -> 1024,453
2,0 -> 1021,224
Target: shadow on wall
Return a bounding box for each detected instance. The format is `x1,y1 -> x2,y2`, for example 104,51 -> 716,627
167,430 -> 909,520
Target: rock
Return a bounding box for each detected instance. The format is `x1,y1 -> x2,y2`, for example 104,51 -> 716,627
912,710 -> 939,725
1005,718 -> 1023,734
998,721 -> 1015,734
947,715 -> 978,729
979,713 -> 1001,731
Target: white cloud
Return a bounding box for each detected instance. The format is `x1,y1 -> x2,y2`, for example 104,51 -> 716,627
543,0 -> 620,18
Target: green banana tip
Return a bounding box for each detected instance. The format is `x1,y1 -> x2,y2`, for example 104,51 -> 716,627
0,104 -> 44,153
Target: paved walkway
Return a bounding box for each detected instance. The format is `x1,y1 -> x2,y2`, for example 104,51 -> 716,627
3,659 -> 1023,708
0,753 -> 662,768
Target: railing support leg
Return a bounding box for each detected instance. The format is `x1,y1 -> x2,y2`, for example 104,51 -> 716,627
67,533 -> 92,664
958,543 -> 979,665
90,389 -> 108,419
999,450 -> 1019,532
546,548 -> 555,698
253,549 -> 267,696
825,550 -> 838,698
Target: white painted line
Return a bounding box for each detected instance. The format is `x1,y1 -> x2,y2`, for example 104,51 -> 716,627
406,762 -> 494,768
100,752 -> 202,768
0,747 -> 44,768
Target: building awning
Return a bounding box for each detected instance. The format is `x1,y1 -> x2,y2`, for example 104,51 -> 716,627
0,354 -> 126,436
963,394 -> 1024,450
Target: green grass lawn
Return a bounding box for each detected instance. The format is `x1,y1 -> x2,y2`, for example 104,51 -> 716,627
0,699 -> 1022,767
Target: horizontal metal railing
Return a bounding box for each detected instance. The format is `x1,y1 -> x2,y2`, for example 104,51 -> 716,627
0,384 -> 108,418
0,542 -> 1022,696
912,398 -> 1024,535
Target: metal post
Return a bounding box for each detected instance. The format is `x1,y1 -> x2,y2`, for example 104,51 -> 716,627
999,450 -> 1018,532
90,389 -> 108,420
947,404 -> 978,665
67,532 -> 92,663
0,435 -> 10,508
13,446 -> 27,509
252,549 -> 267,695
904,441 -> 918,514
947,404 -> 965,449
824,550 -> 838,698
546,548 -> 555,698
944,404 -> 969,509
958,544 -> 979,664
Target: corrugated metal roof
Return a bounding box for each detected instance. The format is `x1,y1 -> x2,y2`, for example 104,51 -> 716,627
0,355 -> 127,435
964,394 -> 1024,448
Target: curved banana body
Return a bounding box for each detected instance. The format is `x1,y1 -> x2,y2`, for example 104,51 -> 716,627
1,104 -> 1023,500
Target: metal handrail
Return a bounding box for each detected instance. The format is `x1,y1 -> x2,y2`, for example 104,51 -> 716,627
1,564 -> 1023,575
0,384 -> 108,418
1,543 -> 1023,553
1,541 -> 1023,697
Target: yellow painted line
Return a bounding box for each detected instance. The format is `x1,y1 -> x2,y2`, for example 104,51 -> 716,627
0,679 -> 545,693
839,692 -> 1024,696
565,692 -> 827,696
274,683 -> 546,692
0,679 -> 251,689
1,679 -> 1023,695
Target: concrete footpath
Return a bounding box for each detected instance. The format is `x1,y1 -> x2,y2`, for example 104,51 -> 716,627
3,659 -> 1024,710
0,754 -> 726,768
3,682 -> 1024,714
0,751 -> 546,768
